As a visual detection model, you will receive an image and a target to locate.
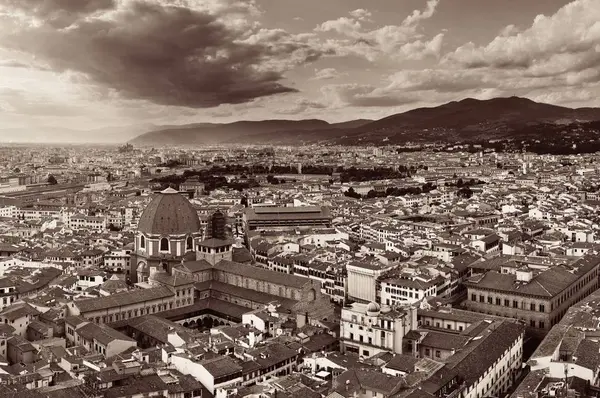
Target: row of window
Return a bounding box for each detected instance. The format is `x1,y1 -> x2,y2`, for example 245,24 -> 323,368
348,333 -> 374,345
530,320 -> 545,329
423,348 -> 442,358
384,284 -> 432,293
349,315 -> 395,330
199,245 -> 230,253
140,235 -> 195,252
422,319 -> 464,331
471,294 -> 547,312
555,271 -> 598,306
90,298 -> 192,323
385,289 -> 418,298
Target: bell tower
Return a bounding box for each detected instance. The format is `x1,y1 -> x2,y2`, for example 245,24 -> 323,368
197,210 -> 233,265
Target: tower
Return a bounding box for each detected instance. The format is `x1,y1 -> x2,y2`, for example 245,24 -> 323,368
205,210 -> 227,240
197,210 -> 233,266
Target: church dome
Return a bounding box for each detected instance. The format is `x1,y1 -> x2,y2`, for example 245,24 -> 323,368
100,275 -> 129,294
366,302 -> 381,316
138,188 -> 201,235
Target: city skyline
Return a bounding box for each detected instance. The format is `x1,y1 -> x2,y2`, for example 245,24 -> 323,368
0,0 -> 598,138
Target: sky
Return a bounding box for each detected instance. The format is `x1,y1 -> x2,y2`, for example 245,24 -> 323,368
0,0 -> 599,137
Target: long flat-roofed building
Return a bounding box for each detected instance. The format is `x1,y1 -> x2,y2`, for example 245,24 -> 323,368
243,206 -> 332,231
464,254 -> 600,334
67,273 -> 195,324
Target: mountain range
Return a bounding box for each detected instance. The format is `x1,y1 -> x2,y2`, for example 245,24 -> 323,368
3,96 -> 600,145
129,97 -> 600,146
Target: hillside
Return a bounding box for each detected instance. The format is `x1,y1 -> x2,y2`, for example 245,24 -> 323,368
129,119 -> 340,146
129,97 -> 600,146
332,97 -> 600,145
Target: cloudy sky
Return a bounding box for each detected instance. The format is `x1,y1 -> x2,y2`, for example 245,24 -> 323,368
0,0 -> 598,134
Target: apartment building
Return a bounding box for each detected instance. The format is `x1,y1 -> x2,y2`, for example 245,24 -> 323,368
464,255 -> 600,333
340,301 -> 418,358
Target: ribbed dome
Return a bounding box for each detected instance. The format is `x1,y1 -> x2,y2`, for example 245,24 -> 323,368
138,188 -> 201,235
366,302 -> 380,315
100,275 -> 129,293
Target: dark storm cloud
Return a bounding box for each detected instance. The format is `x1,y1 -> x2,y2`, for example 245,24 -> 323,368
0,0 -> 327,108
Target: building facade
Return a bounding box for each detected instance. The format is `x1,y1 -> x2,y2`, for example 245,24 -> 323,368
243,206 -> 332,231
464,255 -> 600,333
340,302 -> 418,358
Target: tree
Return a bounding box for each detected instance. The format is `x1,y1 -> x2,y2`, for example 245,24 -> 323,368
344,187 -> 361,199
457,187 -> 473,199
266,175 -> 280,184
422,182 -> 436,193
107,223 -> 122,232
47,175 -> 58,185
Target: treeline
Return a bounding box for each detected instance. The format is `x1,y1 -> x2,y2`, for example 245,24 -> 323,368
157,159 -> 183,168
344,182 -> 438,199
339,166 -> 416,183
446,178 -> 485,187
186,164 -> 334,175
266,175 -> 288,185
177,163 -> 420,182
151,171 -> 259,193
151,162 -> 429,192
344,182 -> 476,200
439,122 -> 600,155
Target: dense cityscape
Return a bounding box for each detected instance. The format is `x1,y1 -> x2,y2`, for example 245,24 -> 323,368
0,144 -> 597,398
2,0 -> 600,396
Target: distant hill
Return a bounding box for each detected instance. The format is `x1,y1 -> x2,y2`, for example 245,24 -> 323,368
129,97 -> 600,146
332,96 -> 600,145
12,97 -> 599,145
129,119 -> 373,146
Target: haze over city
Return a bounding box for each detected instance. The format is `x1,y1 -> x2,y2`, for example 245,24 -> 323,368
0,0 -> 599,142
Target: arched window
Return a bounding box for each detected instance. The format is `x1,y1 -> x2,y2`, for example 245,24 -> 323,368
186,236 -> 193,251
140,235 -> 146,249
160,238 -> 169,251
